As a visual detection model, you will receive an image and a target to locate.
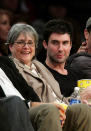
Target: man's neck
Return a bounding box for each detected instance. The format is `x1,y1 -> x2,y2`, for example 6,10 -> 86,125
45,59 -> 68,75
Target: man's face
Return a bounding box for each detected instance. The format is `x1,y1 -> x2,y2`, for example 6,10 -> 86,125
87,32 -> 91,52
84,29 -> 91,53
9,33 -> 35,66
44,33 -> 72,64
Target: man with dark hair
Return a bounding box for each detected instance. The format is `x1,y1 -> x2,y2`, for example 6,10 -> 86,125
78,17 -> 91,53
67,17 -> 91,77
67,17 -> 91,103
43,19 -> 82,97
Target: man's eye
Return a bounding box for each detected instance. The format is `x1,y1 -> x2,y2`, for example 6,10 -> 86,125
63,41 -> 68,45
52,42 -> 59,45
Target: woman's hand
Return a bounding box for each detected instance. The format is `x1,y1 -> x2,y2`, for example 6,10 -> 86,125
30,101 -> 67,127
54,102 -> 67,127
30,102 -> 43,107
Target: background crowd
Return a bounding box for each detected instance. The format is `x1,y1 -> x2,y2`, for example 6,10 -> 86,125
0,0 -> 91,60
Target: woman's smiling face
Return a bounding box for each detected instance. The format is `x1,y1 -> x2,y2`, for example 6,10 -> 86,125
9,32 -> 35,66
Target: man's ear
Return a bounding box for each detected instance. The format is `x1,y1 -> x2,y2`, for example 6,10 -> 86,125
43,40 -> 48,50
70,41 -> 72,48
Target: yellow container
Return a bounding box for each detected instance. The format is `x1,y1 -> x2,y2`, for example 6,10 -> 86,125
77,79 -> 91,92
77,79 -> 91,88
77,79 -> 91,103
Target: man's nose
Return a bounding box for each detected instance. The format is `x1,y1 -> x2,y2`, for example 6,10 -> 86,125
58,44 -> 63,50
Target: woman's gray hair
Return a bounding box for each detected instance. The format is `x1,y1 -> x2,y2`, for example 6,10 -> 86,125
6,23 -> 39,47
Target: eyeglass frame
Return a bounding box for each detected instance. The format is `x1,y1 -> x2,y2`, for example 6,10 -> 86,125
14,40 -> 35,47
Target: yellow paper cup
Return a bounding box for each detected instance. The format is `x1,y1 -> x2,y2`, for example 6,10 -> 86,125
60,103 -> 68,110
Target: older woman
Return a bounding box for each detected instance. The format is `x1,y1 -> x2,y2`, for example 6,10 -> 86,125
6,23 -> 64,103
3,23 -> 65,130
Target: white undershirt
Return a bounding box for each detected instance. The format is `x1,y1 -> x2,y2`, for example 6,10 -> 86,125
0,68 -> 24,100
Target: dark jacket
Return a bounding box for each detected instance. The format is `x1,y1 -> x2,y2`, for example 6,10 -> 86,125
0,56 -> 40,102
67,52 -> 91,78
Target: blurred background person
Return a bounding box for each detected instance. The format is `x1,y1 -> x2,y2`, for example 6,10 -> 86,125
0,0 -> 21,14
13,12 -> 30,25
0,9 -> 13,56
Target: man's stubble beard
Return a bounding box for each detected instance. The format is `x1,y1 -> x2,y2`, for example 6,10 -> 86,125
49,55 -> 66,64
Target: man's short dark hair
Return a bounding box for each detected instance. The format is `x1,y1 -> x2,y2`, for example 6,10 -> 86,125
43,19 -> 73,43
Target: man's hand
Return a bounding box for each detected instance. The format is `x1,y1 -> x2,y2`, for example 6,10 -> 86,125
77,41 -> 88,53
80,85 -> 91,105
